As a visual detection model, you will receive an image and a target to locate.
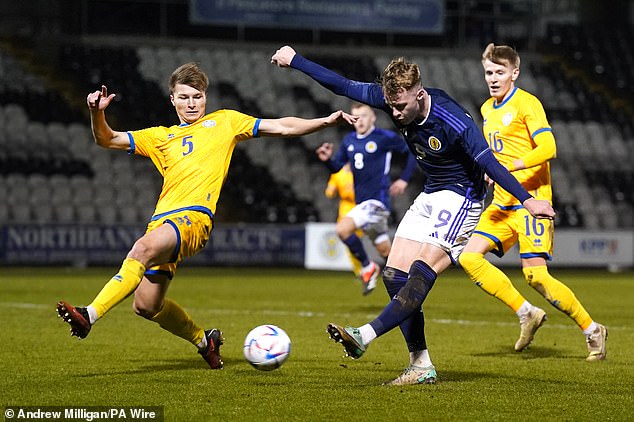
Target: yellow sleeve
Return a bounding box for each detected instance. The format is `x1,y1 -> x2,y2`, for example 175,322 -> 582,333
514,95 -> 556,169
225,109 -> 258,141
517,130 -> 556,169
128,126 -> 168,176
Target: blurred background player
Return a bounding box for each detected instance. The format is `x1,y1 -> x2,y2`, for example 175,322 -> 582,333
316,102 -> 416,295
324,163 -> 363,277
459,43 -> 607,361
56,62 -> 356,370
272,46 -> 555,385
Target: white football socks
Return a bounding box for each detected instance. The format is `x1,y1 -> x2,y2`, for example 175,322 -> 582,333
411,349 -> 432,368
358,324 -> 377,345
583,321 -> 598,336
516,300 -> 533,319
86,306 -> 98,325
197,336 -> 208,350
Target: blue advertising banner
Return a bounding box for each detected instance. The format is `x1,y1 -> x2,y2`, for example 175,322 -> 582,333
2,224 -> 629,268
0,224 -> 305,267
190,0 -> 444,34
0,224 -> 146,265
192,224 -> 305,266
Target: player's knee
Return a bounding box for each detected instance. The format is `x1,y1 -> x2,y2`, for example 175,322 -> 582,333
128,239 -> 153,264
132,296 -> 161,319
523,266 -> 546,289
459,252 -> 484,274
335,226 -> 353,240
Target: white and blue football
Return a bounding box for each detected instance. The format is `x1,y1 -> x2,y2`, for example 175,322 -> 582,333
243,324 -> 291,371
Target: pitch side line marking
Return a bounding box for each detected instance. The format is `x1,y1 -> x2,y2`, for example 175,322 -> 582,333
1,302 -> 628,331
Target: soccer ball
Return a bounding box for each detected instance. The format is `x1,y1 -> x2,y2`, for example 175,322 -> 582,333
243,324 -> 291,371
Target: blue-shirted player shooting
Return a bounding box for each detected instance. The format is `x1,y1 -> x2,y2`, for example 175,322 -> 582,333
272,46 -> 555,385
317,102 -> 416,295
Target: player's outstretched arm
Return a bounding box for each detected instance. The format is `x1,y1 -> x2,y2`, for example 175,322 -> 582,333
479,150 -> 555,220
258,111 -> 357,137
87,85 -> 130,151
522,198 -> 555,220
271,45 -> 386,109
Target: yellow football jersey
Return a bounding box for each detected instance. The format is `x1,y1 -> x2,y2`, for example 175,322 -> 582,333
129,109 -> 259,220
481,87 -> 553,206
326,166 -> 356,220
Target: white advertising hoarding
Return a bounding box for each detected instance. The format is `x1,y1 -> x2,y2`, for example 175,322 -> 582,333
493,230 -> 634,267
304,223 -> 353,271
305,224 -> 634,270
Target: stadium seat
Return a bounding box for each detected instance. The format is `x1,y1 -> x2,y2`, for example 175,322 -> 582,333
0,39 -> 631,229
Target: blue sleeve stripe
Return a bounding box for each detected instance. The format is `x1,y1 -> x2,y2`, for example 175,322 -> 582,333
473,148 -> 490,162
292,54 -> 386,109
433,105 -> 467,132
532,127 -> 552,138
253,119 -> 261,137
127,132 -> 136,154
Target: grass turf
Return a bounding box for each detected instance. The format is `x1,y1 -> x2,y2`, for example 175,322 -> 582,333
1,266 -> 632,421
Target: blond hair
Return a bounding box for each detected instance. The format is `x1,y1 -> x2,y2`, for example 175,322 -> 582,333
481,43 -> 520,68
380,57 -> 421,100
169,62 -> 209,94
350,101 -> 373,113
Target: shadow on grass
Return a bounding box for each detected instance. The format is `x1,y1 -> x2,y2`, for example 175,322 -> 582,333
472,345 -> 566,359
76,356 -> 247,377
432,369 -> 492,383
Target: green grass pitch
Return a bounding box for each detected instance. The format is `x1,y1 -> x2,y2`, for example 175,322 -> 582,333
1,266 -> 632,420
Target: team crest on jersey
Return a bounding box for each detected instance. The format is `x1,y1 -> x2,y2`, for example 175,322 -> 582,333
428,136 -> 441,151
502,113 -> 513,126
365,141 -> 377,153
203,120 -> 216,128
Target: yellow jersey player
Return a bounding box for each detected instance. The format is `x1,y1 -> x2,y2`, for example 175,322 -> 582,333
325,163 -> 363,276
459,44 -> 607,361
56,62 -> 357,369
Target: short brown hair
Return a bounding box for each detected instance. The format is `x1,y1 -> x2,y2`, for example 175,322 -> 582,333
169,62 -> 209,94
380,57 -> 421,100
481,43 -> 520,68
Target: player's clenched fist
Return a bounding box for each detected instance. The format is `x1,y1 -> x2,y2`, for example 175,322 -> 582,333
271,45 -> 297,67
